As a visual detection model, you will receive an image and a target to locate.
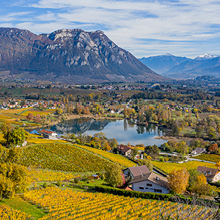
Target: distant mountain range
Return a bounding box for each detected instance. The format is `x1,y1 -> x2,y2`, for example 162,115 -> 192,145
0,27 -> 165,83
139,53 -> 220,79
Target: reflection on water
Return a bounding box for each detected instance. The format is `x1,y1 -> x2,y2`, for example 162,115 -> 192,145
47,118 -> 166,146
50,118 -> 109,134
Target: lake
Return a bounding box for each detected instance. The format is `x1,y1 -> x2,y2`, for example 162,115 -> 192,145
47,118 -> 167,146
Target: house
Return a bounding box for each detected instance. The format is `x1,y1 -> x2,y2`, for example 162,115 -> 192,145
197,166 -> 220,182
123,165 -> 151,182
191,148 -> 206,155
41,129 -> 57,139
130,172 -> 170,194
117,145 -> 132,157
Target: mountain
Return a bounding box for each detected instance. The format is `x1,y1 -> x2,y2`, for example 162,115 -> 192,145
163,56 -> 220,79
138,54 -> 190,74
194,54 -> 219,61
0,27 -> 165,83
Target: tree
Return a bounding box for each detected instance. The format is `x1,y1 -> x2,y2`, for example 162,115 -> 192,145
0,163 -> 30,198
195,126 -> 203,137
108,138 -> 118,150
131,147 -> 139,160
207,127 -> 216,139
145,145 -> 159,158
90,137 -> 101,149
83,107 -> 90,114
138,159 -> 153,171
191,173 -> 210,196
103,141 -> 111,151
104,163 -> 123,187
178,141 -> 189,155
168,168 -> 189,194
7,127 -> 27,147
0,146 -> 30,198
172,124 -> 180,136
0,122 -> 13,146
26,113 -> 34,121
1,123 -> 27,148
55,108 -> 63,115
208,144 -> 218,153
34,114 -> 41,123
215,161 -> 220,170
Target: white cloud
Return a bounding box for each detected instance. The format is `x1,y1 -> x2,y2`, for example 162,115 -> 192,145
3,0 -> 220,57
0,12 -> 32,22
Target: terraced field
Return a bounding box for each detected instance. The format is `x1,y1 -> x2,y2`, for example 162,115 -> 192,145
23,187 -> 218,220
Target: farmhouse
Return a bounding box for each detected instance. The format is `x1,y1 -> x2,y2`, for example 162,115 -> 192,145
191,147 -> 206,155
123,165 -> 151,181
197,166 -> 220,182
41,129 -> 58,139
117,144 -> 131,157
130,172 -> 170,194
124,165 -> 170,194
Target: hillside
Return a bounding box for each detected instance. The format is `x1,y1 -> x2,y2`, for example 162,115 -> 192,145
0,27 -> 165,83
163,56 -> 220,79
19,143 -> 135,172
139,53 -> 220,79
139,54 -> 190,74
19,143 -> 114,172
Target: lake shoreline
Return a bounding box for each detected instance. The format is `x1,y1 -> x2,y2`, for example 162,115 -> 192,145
25,114 -> 124,129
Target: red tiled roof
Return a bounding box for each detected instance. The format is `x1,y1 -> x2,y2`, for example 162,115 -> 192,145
41,129 -> 54,134
125,186 -> 132,191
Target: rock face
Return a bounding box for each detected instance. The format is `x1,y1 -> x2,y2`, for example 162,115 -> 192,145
0,28 -> 165,83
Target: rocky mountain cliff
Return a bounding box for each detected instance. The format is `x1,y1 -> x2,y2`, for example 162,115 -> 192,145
0,27 -> 165,83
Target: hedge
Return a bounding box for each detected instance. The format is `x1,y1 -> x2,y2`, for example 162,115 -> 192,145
91,185 -> 219,208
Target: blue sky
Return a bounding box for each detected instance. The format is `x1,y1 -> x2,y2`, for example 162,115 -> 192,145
1,0 -> 220,58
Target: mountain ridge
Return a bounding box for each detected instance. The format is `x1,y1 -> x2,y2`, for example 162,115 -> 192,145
0,27 -> 165,83
139,53 -> 220,79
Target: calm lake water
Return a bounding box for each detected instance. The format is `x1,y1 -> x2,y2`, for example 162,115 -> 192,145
47,118 -> 167,146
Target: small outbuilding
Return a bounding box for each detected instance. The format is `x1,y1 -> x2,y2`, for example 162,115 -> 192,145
191,147 -> 206,155
117,144 -> 131,157
41,129 -> 57,139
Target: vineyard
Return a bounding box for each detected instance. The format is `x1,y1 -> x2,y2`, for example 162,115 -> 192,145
152,161 -> 216,174
0,204 -> 31,219
22,187 -> 218,220
26,135 -> 67,144
0,108 -> 55,128
194,154 -> 220,163
28,168 -> 80,182
20,143 -> 113,172
75,144 -> 136,167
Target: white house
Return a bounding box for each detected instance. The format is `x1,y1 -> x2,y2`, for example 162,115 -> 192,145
197,166 -> 220,182
191,148 -> 206,155
130,172 -> 170,194
117,145 -> 132,157
41,129 -> 58,139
